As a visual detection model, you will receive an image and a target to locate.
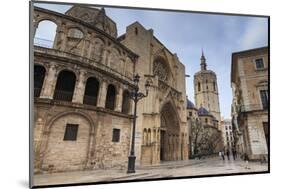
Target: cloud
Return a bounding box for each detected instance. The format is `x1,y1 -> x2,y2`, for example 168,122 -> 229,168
33,3 -> 268,119
239,18 -> 268,50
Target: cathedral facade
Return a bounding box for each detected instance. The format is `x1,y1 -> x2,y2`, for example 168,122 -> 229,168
33,5 -> 188,173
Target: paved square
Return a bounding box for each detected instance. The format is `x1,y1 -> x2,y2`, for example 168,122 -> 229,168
34,157 -> 268,186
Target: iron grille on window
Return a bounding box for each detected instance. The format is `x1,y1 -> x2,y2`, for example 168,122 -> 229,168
112,128 -> 120,142
255,58 -> 264,69
63,124 -> 79,141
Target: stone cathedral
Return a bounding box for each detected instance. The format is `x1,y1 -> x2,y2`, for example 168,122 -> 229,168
33,5 -> 188,173
194,52 -> 221,129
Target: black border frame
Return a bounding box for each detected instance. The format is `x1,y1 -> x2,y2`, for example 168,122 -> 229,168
29,0 -> 270,188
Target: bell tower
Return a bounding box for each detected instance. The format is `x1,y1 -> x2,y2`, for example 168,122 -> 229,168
194,51 -> 221,128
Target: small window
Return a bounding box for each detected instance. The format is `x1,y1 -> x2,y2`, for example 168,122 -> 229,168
198,82 -> 201,92
260,90 -> 268,109
206,85 -> 208,90
255,58 -> 264,69
189,111 -> 192,117
135,27 -> 138,35
112,128 -> 121,142
213,82 -> 216,91
205,118 -> 208,123
63,124 -> 79,141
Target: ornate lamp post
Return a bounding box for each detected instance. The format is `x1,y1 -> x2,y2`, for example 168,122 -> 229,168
127,73 -> 150,174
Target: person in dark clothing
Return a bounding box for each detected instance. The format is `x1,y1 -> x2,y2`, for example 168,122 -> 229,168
244,153 -> 249,169
220,150 -> 225,160
232,148 -> 237,160
226,149 -> 230,160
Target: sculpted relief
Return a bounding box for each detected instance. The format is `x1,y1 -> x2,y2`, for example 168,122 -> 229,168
108,48 -> 120,71
91,38 -> 104,62
66,28 -> 84,55
153,59 -> 169,82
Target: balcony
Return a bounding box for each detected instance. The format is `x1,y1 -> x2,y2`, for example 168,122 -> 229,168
53,90 -> 73,102
83,95 -> 97,106
238,104 -> 268,113
33,43 -> 134,85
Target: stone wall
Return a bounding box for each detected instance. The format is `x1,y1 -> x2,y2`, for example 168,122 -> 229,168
34,100 -> 132,173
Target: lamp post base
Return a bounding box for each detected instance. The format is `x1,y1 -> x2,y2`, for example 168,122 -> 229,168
127,155 -> 136,173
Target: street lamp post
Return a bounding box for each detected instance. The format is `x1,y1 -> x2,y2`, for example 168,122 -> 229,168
127,73 -> 150,174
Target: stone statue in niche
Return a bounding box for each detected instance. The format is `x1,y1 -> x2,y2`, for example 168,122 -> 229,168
91,39 -> 104,62
153,59 -> 169,82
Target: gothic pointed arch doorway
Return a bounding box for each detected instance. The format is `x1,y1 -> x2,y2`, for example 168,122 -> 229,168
160,102 -> 180,161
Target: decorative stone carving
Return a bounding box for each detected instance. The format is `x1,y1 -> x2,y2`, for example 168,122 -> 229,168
158,80 -> 169,93
108,48 -> 120,69
153,59 -> 169,82
91,38 -> 104,62
65,6 -> 117,38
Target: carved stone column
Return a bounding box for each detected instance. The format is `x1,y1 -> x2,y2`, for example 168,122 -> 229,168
72,70 -> 87,104
40,63 -> 58,99
97,80 -> 107,108
59,23 -> 67,52
115,87 -> 123,112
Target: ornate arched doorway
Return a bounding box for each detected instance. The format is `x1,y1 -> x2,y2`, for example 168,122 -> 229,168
160,102 -> 180,161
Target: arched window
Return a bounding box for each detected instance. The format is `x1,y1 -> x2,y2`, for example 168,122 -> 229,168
34,65 -> 46,97
198,82 -> 201,92
122,90 -> 131,114
147,129 -> 151,145
105,84 -> 116,110
83,77 -> 99,106
53,70 -> 76,101
34,20 -> 57,48
143,128 -> 147,145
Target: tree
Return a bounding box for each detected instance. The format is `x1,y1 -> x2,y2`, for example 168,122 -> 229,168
191,119 -> 222,157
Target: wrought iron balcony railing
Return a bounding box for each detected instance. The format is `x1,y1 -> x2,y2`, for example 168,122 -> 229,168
83,95 -> 98,106
53,90 -> 73,102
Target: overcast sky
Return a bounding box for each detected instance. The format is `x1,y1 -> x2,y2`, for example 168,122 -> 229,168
34,3 -> 268,119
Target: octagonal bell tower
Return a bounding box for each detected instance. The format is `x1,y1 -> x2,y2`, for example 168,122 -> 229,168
194,51 -> 221,129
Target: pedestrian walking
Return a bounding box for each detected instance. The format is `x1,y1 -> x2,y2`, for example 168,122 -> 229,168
221,150 -> 225,160
244,153 -> 250,169
226,149 -> 230,160
232,148 -> 236,160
